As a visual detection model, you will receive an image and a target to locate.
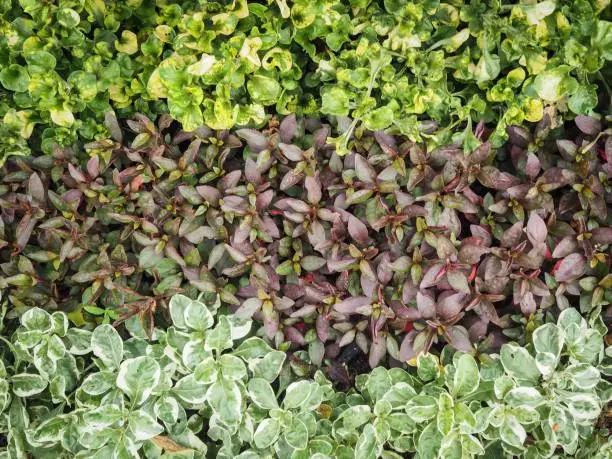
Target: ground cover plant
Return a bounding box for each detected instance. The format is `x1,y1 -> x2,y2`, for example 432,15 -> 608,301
0,113 -> 610,377
0,0 -> 611,163
1,0 -> 612,457
0,294 -> 610,458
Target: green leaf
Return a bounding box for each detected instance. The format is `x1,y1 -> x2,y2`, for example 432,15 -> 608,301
12,373 -> 47,397
205,316 -> 233,352
338,405 -> 372,429
184,299 -> 214,331
437,393 -> 454,435
128,411 -> 163,441
254,418 -> 281,449
504,387 -> 544,408
500,343 -> 540,382
207,378 -> 242,424
21,307 -> 52,332
283,380 -> 313,409
248,378 -> 279,410
0,64 -> 30,92
247,75 -> 281,105
355,424 -> 380,459
533,66 -> 578,102
91,324 -> 124,369
416,421 -> 442,459
116,356 -> 160,406
218,354 -> 247,380
321,86 -> 351,117
417,354 -> 441,381
169,294 -> 192,329
453,354 -> 480,397
499,415 -> 525,447
406,395 -> 438,422
249,350 -> 286,382
284,417 -> 309,450
173,374 -> 208,404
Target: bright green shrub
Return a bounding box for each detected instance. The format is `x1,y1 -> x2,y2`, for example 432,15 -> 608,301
1,294 -> 610,458
1,0 -> 610,162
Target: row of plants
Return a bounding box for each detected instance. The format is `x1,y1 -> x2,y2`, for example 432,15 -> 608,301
0,112 -> 610,373
0,0 -> 611,161
0,294 -> 610,458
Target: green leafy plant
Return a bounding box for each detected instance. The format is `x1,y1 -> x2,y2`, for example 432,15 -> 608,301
0,293 -> 610,458
1,0 -> 610,162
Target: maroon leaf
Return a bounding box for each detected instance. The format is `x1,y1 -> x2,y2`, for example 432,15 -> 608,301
420,263 -> 445,289
334,296 -> 372,314
554,253 -> 586,282
279,113 -> 297,143
443,326 -> 472,352
347,215 -> 370,245
526,213 -> 547,245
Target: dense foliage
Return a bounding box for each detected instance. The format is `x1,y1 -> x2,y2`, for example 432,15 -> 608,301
1,0 -> 611,162
1,1 -> 611,457
0,294 -> 610,458
0,113 -> 610,374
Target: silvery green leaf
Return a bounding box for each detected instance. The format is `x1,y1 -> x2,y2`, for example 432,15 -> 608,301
283,380 -> 313,410
128,411 -> 163,441
83,405 -> 125,429
232,337 -> 273,360
387,413 -> 417,434
406,395 -> 438,422
557,308 -> 585,334
12,373 -> 47,397
285,417 -> 309,450
204,316 -> 233,352
338,405 -> 372,429
249,350 -> 286,382
535,351 -> 558,379
374,399 -> 392,417
154,395 -> 180,425
382,382 -> 416,409
51,312 -> 68,336
227,316 -> 252,340
355,423 -> 380,459
438,431 -> 461,458
254,418 -> 281,449
182,339 -> 212,369
113,435 -> 139,459
365,367 -> 392,402
49,375 -> 67,403
549,406 -> 577,446
91,324 -> 123,369
461,433 -> 484,455
499,415 -> 526,447
566,364 -> 600,390
81,371 -> 115,396
533,323 -> 563,359
568,329 -> 603,364
21,307 -> 53,332
452,353 -> 479,397
219,354 -> 247,381
512,406 -> 540,424
436,393 -> 454,436
504,387 -> 544,408
248,378 -> 279,410
194,357 -> 218,384
66,328 -> 93,355
416,421 -> 442,459
207,378 -> 242,425
566,393 -> 601,421
47,334 -> 66,360
417,354 -> 440,382
116,356 -> 160,406
453,402 -> 476,434
500,343 -> 540,382
184,299 -> 213,331
494,375 -> 516,399
169,294 -> 192,329
173,374 -> 208,405
15,329 -> 43,348
30,415 -> 67,443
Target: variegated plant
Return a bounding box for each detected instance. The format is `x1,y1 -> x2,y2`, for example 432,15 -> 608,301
0,294 -> 610,458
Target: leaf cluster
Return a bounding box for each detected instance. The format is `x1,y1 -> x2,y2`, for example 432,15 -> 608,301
0,294 -> 610,459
